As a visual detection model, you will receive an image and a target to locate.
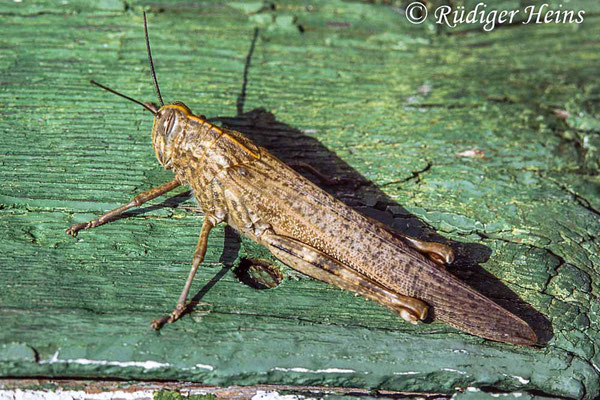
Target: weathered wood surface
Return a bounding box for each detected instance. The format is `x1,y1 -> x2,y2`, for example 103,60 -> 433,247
1,0 -> 599,399
0,379 -> 448,400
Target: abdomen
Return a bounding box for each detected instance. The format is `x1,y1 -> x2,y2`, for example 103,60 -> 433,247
199,152 -> 537,345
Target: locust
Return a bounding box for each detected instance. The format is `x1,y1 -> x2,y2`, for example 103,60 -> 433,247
67,13 -> 537,346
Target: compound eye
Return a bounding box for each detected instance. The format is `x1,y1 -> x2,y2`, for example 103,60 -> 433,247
164,112 -> 176,136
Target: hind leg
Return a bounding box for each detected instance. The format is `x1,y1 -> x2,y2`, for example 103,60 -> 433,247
263,230 -> 428,324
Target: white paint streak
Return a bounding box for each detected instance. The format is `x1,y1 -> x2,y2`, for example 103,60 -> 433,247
0,389 -> 155,400
193,363 -> 215,371
252,390 -> 306,400
441,367 -> 466,375
456,388 -> 522,399
452,349 -> 469,354
39,351 -> 169,370
503,374 -> 530,384
271,367 -> 355,374
456,148 -> 485,158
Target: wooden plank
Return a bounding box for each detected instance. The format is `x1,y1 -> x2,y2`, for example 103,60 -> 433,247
0,1 -> 598,399
0,379 -> 446,400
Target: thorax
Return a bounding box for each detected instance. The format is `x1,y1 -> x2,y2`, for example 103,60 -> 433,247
169,114 -> 262,198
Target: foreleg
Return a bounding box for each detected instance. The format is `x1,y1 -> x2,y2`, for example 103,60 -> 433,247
66,179 -> 181,236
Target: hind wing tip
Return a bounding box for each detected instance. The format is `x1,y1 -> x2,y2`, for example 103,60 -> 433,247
510,325 -> 538,346
490,319 -> 538,346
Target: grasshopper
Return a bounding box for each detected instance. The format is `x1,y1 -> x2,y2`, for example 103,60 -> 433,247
67,13 -> 537,346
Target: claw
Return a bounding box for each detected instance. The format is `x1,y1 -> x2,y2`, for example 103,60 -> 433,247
150,315 -> 169,331
399,308 -> 420,325
66,221 -> 93,237
66,225 -> 82,237
150,302 -> 211,330
429,252 -> 447,266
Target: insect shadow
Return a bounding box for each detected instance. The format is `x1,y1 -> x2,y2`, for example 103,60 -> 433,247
126,28 -> 552,344
213,107 -> 553,344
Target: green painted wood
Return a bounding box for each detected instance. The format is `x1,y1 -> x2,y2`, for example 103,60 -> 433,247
1,1 -> 599,399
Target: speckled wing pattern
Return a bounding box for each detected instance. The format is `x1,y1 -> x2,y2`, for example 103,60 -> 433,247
205,137 -> 536,345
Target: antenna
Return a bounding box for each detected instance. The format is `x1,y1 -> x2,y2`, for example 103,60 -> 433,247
143,11 -> 164,106
90,80 -> 157,114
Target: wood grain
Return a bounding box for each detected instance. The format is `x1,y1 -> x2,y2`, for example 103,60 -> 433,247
1,1 -> 599,398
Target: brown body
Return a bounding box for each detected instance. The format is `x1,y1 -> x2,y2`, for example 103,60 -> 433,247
150,103 -> 537,345
68,14 -> 536,345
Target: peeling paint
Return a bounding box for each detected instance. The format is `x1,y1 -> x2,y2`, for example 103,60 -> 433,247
503,374 -> 530,384
270,367 -> 355,374
251,391 -> 307,400
39,351 -> 169,370
192,364 -> 215,371
442,368 -> 467,375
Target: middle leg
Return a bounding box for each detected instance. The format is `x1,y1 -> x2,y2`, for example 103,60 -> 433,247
365,215 -> 455,266
400,235 -> 454,266
151,216 -> 215,330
